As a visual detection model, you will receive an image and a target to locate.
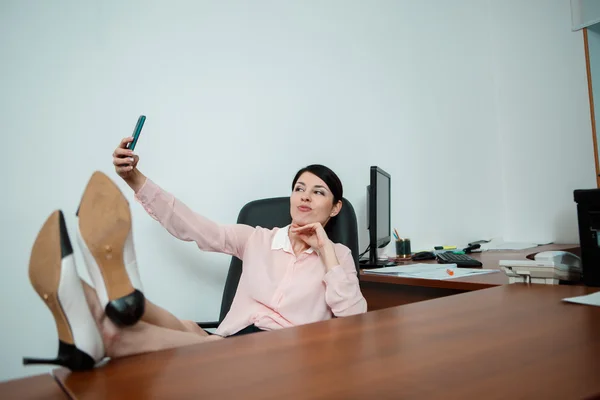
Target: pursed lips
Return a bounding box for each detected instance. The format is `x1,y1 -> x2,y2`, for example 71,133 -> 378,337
298,206 -> 312,212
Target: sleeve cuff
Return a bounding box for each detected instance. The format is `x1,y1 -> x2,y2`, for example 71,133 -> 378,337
133,178 -> 161,220
134,178 -> 157,203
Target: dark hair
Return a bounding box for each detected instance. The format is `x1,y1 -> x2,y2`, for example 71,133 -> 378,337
291,164 -> 343,204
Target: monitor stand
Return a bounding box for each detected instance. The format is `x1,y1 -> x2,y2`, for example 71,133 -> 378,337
359,249 -> 397,269
359,259 -> 397,269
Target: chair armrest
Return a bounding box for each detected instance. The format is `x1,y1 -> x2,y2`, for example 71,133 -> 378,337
196,321 -> 219,329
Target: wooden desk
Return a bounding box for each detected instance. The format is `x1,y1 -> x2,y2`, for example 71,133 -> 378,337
360,244 -> 580,310
0,373 -> 66,399
55,284 -> 600,399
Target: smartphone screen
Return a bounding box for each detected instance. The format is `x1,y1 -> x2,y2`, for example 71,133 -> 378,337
127,115 -> 146,151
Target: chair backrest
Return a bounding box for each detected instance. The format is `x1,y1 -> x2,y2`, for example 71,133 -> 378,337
218,196 -> 360,322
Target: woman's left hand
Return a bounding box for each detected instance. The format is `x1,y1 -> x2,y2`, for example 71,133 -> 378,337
290,223 -> 331,250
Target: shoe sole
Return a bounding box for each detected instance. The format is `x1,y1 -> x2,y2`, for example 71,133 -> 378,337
29,211 -> 74,346
78,171 -> 135,304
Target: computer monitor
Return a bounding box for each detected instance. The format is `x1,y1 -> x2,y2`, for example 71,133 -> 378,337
362,166 -> 393,268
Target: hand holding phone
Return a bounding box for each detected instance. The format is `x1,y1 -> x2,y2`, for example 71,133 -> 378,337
113,115 -> 146,182
126,115 -> 146,151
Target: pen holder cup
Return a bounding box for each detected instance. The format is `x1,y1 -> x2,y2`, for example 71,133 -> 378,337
395,238 -> 411,258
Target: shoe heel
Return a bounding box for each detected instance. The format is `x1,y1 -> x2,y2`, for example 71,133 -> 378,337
78,171 -> 145,326
23,357 -> 60,366
23,342 -> 96,371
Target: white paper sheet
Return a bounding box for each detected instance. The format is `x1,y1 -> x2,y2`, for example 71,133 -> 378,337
562,291 -> 600,307
480,240 -> 540,251
362,263 -> 499,280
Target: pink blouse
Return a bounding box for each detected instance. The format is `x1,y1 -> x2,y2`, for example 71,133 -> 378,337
135,178 -> 367,336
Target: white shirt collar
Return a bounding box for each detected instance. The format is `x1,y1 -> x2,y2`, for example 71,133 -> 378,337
271,225 -> 315,255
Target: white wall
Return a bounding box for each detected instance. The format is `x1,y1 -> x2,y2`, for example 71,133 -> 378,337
0,0 -> 594,382
587,24 -> 600,179
489,0 -> 596,243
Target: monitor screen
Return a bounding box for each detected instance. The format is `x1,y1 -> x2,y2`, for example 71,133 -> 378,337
376,169 -> 390,242
363,166 -> 392,267
368,166 -> 391,249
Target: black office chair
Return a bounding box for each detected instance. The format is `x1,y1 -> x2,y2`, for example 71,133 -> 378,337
198,196 -> 360,329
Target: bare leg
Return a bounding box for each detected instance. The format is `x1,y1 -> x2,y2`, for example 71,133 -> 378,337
81,280 -> 207,335
105,321 -> 222,358
142,299 -> 209,336
141,298 -> 191,332
81,281 -> 219,359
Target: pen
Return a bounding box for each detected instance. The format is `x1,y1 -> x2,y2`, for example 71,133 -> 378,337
394,228 -> 401,240
446,269 -> 454,276
393,232 -> 399,240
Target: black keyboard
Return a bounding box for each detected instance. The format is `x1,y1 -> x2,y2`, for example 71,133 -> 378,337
436,252 -> 483,268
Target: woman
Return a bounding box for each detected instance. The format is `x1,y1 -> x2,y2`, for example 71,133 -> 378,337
23,136 -> 367,371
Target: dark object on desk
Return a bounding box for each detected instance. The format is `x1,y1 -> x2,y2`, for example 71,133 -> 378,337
395,238 -> 411,258
359,258 -> 397,269
196,196 -> 360,329
463,243 -> 481,254
574,189 -> 600,286
468,239 -> 490,246
437,252 -> 483,268
363,166 -> 393,269
412,251 -> 436,261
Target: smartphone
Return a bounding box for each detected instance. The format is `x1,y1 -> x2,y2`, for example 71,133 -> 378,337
127,115 -> 146,151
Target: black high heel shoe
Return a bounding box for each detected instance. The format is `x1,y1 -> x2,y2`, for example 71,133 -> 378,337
23,210 -> 104,371
76,171 -> 145,327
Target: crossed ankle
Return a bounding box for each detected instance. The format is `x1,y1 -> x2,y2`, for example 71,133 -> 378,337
100,318 -> 122,358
